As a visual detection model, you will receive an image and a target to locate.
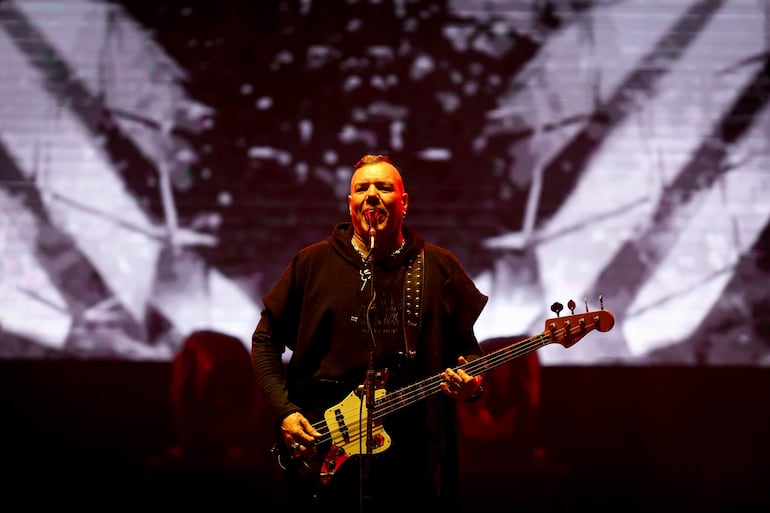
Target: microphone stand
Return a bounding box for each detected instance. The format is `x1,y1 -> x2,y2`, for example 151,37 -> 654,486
360,222 -> 378,512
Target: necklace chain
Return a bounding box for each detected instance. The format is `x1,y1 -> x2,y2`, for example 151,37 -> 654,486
391,237 -> 407,257
352,236 -> 406,291
351,236 -> 406,261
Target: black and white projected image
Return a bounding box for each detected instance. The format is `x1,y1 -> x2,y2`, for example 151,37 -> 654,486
1,0 -> 768,365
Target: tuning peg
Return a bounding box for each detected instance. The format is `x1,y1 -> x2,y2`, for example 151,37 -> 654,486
584,297 -> 589,312
599,294 -> 604,310
550,302 -> 563,317
567,299 -> 576,315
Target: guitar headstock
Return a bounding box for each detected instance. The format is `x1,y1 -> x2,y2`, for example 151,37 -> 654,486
544,299 -> 615,348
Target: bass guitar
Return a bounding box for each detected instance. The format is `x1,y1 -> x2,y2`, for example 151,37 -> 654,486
273,303 -> 615,489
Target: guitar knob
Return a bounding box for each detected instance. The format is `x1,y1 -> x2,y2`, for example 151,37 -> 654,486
550,302 -> 563,317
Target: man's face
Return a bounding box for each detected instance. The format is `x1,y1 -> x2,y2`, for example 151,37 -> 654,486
348,162 -> 408,239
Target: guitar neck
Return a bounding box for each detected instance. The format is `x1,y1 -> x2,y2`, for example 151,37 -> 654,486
372,308 -> 614,421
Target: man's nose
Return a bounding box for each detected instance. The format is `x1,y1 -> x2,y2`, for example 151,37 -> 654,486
365,187 -> 380,202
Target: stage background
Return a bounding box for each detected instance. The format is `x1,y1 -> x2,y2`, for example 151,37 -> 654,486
1,1 -> 768,511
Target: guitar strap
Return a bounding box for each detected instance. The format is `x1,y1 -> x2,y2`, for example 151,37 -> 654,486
403,248 -> 424,359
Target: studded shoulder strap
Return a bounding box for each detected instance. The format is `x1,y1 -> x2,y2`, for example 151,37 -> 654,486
403,248 -> 424,358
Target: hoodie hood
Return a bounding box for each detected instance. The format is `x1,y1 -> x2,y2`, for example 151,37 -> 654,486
328,222 -> 425,269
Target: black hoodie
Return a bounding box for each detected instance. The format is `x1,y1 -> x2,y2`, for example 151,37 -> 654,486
252,221 -> 488,506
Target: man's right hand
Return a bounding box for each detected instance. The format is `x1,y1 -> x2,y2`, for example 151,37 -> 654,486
281,411 -> 321,457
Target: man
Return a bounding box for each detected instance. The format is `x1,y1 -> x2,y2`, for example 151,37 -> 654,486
252,154 -> 488,512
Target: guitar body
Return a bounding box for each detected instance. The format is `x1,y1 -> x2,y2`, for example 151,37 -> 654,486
274,370 -> 393,489
318,387 -> 391,485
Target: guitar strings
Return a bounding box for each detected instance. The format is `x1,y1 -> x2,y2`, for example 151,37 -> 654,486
307,323 -> 572,448
306,319 -> 594,450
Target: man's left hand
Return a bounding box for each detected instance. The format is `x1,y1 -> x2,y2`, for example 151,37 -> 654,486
440,356 -> 483,400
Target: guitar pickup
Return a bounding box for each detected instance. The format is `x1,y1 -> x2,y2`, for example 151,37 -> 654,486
333,407 -> 350,442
